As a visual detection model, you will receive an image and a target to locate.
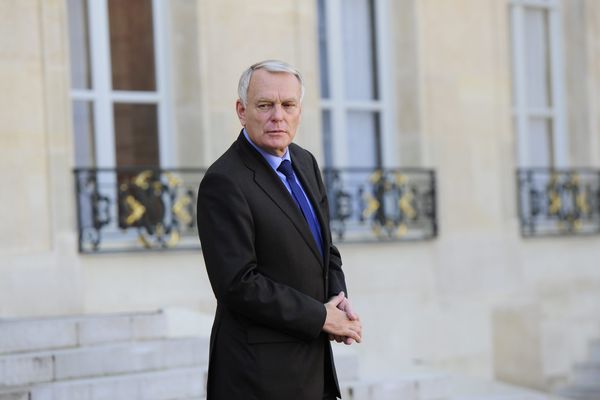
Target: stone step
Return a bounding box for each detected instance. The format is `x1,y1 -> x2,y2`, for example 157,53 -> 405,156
332,347 -> 359,381
555,385 -> 600,400
0,389 -> 29,400
450,395 -> 549,400
0,311 -> 167,355
340,379 -> 417,400
339,372 -> 450,400
28,366 -> 206,400
571,362 -> 600,387
588,339 -> 600,363
0,337 -> 208,387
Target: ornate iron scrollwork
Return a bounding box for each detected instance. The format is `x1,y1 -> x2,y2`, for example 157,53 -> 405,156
74,167 -> 436,252
325,168 -> 437,242
74,168 -> 201,253
75,170 -> 111,252
518,169 -> 600,236
118,170 -> 196,249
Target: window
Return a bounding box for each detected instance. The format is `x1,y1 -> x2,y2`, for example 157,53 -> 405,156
510,0 -> 566,167
317,0 -> 392,168
67,0 -> 171,168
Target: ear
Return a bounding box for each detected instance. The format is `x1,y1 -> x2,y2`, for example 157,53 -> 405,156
236,99 -> 246,126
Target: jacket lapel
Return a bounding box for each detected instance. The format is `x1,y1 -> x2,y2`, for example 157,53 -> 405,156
236,134 -> 324,265
289,145 -> 331,263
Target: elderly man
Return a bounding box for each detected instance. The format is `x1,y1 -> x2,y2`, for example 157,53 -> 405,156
197,60 -> 362,400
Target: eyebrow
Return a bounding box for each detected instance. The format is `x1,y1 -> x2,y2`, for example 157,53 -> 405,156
255,97 -> 298,103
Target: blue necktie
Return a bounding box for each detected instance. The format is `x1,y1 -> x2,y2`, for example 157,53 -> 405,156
277,160 -> 323,257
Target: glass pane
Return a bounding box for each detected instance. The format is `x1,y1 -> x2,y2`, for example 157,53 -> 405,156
317,0 -> 330,99
346,111 -> 380,168
342,0 -> 378,100
72,100 -> 96,166
524,8 -> 551,108
67,0 -> 92,90
322,110 -> 333,167
114,103 -> 159,167
527,117 -> 554,167
108,0 -> 156,91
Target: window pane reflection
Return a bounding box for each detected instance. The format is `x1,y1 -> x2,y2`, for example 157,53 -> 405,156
346,111 -> 380,168
527,117 -> 554,167
342,0 -> 378,100
67,0 -> 92,90
108,0 -> 156,91
322,110 -> 333,167
114,103 -> 159,167
317,0 -> 330,99
73,101 -> 96,166
524,8 -> 551,108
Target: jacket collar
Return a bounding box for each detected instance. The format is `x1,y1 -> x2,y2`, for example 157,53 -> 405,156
235,131 -> 327,265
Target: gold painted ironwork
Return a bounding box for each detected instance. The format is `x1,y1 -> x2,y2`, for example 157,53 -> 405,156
399,191 -> 416,219
173,195 -> 193,225
519,169 -> 600,236
133,170 -> 153,189
125,195 -> 146,225
362,170 -> 419,238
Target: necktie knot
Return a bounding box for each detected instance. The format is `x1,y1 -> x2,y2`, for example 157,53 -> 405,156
277,159 -> 294,179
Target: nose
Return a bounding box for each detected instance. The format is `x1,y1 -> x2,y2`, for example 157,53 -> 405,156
270,104 -> 284,121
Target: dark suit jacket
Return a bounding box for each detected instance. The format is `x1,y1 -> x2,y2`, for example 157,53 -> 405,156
197,132 -> 347,399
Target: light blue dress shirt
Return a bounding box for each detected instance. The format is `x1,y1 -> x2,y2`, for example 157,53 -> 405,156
243,129 -> 323,243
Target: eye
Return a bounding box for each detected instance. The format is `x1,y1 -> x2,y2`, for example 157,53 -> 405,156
257,103 -> 272,111
283,102 -> 297,109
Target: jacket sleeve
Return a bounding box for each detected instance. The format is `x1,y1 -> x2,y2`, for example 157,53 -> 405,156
197,172 -> 326,341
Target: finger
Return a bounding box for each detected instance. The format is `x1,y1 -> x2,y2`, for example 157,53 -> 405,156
344,327 -> 361,343
329,292 -> 345,307
352,324 -> 362,342
344,337 -> 355,345
345,304 -> 358,320
336,297 -> 347,312
328,334 -> 335,341
337,298 -> 359,321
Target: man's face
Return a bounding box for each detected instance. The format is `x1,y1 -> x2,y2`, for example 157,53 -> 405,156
236,69 -> 302,157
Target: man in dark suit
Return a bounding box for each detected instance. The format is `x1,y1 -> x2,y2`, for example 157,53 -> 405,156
197,60 -> 362,400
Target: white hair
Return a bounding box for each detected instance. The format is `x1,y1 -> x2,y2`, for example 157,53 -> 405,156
237,60 -> 305,106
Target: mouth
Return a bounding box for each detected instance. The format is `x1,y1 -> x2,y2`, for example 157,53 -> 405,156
266,130 -> 287,135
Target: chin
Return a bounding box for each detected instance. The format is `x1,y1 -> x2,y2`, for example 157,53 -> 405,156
266,139 -> 289,148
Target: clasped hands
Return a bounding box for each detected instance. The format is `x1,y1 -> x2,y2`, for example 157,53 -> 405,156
323,291 -> 362,345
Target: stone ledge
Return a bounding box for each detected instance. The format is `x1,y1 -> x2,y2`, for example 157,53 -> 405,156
571,362 -> 600,387
340,379 -> 418,400
54,337 -> 209,380
29,366 -> 206,400
0,311 -> 167,355
0,353 -> 53,387
0,337 -> 208,386
338,372 -> 447,400
0,389 -> 29,400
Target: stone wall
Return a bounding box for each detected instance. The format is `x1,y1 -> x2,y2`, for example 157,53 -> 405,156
1,0 -> 600,392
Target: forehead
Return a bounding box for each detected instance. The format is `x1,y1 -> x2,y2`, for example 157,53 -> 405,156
248,70 -> 301,100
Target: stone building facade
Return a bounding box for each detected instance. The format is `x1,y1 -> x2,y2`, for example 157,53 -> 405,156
2,0 -> 600,394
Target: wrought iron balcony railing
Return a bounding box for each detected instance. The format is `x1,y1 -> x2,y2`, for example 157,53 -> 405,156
517,168 -> 600,236
74,167 -> 205,253
323,168 -> 437,242
74,167 -> 437,253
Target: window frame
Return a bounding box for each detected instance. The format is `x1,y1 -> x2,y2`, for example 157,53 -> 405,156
319,0 -> 394,168
510,0 -> 567,167
69,0 -> 173,168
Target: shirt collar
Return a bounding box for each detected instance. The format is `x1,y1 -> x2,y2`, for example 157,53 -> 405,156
243,128 -> 291,170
